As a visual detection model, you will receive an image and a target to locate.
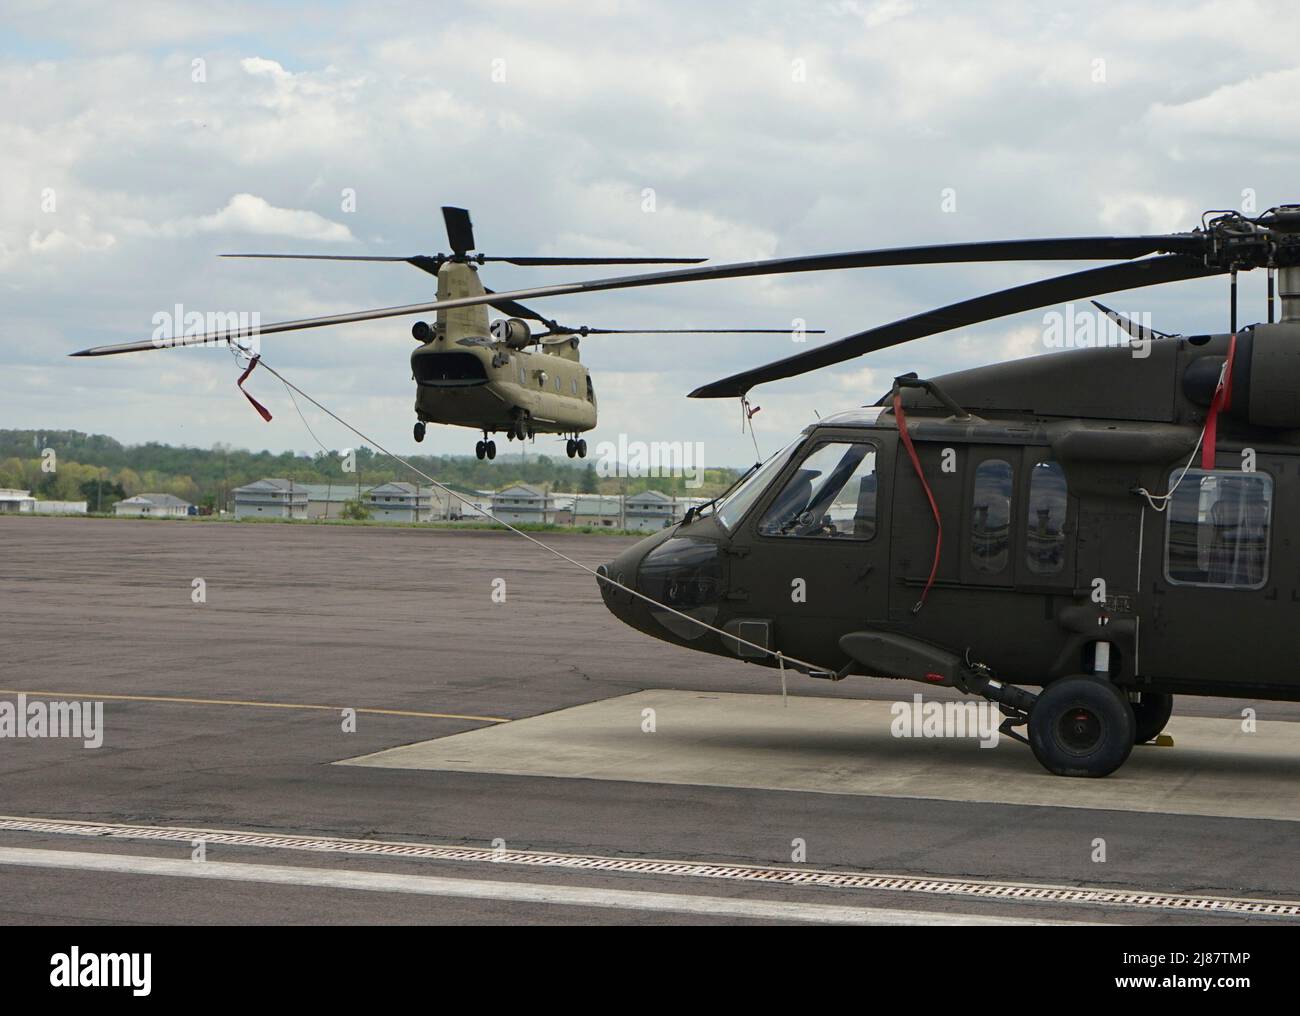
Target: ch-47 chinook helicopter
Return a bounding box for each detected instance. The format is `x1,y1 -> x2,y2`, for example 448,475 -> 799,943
70,206 -> 818,462
75,203 -> 1300,777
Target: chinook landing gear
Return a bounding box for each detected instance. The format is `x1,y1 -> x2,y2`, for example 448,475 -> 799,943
475,432 -> 496,460
565,436 -> 588,459
413,421 -> 426,443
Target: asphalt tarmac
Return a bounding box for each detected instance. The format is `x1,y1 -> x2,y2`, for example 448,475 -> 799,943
1,516 -> 1297,925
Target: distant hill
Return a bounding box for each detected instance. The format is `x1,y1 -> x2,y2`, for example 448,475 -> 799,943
0,429 -> 741,511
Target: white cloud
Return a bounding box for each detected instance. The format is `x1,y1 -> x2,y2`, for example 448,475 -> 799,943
164,193 -> 355,241
2,1 -> 1297,464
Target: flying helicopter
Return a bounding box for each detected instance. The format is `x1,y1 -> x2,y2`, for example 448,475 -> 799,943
71,206 -> 820,461
74,202 -> 1300,777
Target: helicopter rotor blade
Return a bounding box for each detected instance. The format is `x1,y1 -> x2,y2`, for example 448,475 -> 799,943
688,255 -> 1224,399
482,256 -> 707,266
71,235 -> 1208,357
442,206 -> 476,255
482,288 -> 557,327
221,253 -> 707,274
546,327 -> 828,336
220,254 -> 412,262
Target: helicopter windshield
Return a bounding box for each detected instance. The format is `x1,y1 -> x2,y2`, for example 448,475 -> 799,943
714,439 -> 801,531
757,441 -> 877,539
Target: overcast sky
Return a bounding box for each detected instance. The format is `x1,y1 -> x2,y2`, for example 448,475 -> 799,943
3,0 -> 1296,468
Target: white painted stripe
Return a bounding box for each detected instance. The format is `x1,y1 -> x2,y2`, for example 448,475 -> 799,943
0,847 -> 1086,925
3,816 -> 1295,918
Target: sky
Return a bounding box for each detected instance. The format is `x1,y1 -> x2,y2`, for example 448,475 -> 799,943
3,0 -> 1297,469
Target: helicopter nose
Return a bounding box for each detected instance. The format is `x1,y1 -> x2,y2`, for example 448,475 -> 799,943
595,551 -> 638,621
597,534 -> 726,643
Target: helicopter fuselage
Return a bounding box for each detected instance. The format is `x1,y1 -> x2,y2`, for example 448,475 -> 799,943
599,327 -> 1300,704
410,261 -> 597,438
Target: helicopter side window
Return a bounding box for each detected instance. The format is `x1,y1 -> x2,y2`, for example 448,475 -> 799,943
1165,469 -> 1272,589
757,441 -> 877,540
971,458 -> 1014,574
1025,460 -> 1067,576
518,364 -> 527,385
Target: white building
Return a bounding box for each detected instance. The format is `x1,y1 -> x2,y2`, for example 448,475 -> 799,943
366,482 -> 435,522
572,494 -> 622,528
33,500 -> 88,515
295,482 -> 365,520
624,489 -> 678,531
0,489 -> 36,513
232,479 -> 309,520
456,494 -> 492,522
114,493 -> 194,518
490,483 -> 555,525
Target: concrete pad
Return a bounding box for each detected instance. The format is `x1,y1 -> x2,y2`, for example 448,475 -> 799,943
339,690 -> 1300,823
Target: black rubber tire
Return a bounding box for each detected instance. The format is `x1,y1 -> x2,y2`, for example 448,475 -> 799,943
413,422 -> 425,443
1131,692 -> 1174,744
486,440 -> 496,460
566,439 -> 576,458
1028,676 -> 1136,777
577,439 -> 587,458
475,441 -> 485,460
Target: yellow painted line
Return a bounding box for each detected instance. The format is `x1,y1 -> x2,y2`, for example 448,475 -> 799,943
0,689 -> 509,724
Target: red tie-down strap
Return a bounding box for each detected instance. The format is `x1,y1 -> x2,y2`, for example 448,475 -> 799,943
236,355 -> 273,422
894,391 -> 941,614
1201,333 -> 1237,470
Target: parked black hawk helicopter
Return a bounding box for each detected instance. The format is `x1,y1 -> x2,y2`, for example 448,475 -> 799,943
72,207 -> 818,461
74,204 -> 1300,776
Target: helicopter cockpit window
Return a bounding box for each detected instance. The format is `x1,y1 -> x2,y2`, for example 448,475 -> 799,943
714,439 -> 800,531
757,441 -> 878,540
1026,460 -> 1068,575
971,458 -> 1014,573
1165,470 -> 1272,589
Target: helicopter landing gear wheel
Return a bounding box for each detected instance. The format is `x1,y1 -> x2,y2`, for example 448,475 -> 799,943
1131,692 -> 1174,744
511,416 -> 529,441
485,440 -> 496,460
1028,676 -> 1135,777
475,440 -> 485,461
413,421 -> 426,443
566,438 -> 577,458
577,438 -> 587,458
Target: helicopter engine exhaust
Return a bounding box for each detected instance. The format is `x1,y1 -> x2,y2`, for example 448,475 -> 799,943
490,317 -> 534,349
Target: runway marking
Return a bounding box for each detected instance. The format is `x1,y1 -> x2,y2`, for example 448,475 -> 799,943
2,816 -> 1295,919
0,847 -> 1082,925
0,689 -> 509,724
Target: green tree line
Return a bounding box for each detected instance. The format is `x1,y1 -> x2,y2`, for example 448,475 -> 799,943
0,430 -> 741,511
